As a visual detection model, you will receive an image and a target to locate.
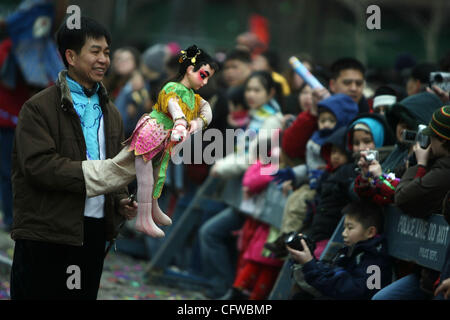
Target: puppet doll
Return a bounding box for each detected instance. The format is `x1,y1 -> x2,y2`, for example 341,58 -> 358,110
82,45 -> 217,237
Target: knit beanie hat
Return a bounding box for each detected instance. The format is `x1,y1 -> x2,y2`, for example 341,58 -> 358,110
373,85 -> 397,110
141,44 -> 168,74
350,117 -> 385,148
422,105 -> 450,140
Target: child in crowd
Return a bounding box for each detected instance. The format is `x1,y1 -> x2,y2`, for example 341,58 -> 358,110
287,200 -> 393,300
266,126 -> 351,257
303,113 -> 395,258
220,138 -> 283,300
199,70 -> 283,299
276,94 -> 358,186
354,92 -> 442,206
273,94 -> 358,188
210,70 -> 283,177
373,105 -> 450,300
371,85 -> 398,116
226,86 -> 250,129
264,94 -> 358,256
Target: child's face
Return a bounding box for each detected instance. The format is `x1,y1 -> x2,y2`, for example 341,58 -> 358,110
245,77 -> 273,110
330,146 -> 348,169
298,85 -> 313,112
374,105 -> 388,116
342,215 -> 373,246
396,121 -> 408,143
318,111 -> 337,130
352,130 -> 375,153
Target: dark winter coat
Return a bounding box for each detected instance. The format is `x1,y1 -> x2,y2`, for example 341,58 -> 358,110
304,162 -> 357,243
11,70 -> 128,246
382,91 -> 443,176
395,156 -> 450,218
302,235 -> 393,300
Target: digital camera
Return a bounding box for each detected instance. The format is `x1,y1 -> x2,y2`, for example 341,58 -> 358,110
284,232 -> 315,253
401,124 -> 430,149
363,150 -> 379,163
430,72 -> 450,93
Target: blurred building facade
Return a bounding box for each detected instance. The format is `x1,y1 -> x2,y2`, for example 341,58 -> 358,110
2,0 -> 450,70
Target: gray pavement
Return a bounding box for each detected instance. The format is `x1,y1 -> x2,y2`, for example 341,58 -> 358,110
0,227 -> 207,300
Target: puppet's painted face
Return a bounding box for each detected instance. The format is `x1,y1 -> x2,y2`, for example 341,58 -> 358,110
186,64 -> 214,90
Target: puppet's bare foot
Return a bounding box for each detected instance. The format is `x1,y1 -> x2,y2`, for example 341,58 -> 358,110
135,203 -> 165,238
152,199 -> 172,226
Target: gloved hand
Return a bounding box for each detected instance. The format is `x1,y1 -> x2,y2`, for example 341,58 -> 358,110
271,167 -> 295,185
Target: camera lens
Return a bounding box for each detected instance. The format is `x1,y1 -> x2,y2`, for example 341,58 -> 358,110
285,232 -> 303,251
434,74 -> 443,83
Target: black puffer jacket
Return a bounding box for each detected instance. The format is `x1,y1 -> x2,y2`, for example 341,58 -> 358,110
304,162 -> 357,243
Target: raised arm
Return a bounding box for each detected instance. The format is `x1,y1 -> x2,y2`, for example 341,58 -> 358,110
189,98 -> 212,134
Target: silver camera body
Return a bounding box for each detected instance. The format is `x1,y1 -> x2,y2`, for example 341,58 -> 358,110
430,72 -> 450,93
401,124 -> 430,149
364,150 -> 379,163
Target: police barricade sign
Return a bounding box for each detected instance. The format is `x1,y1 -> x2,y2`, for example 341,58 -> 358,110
231,182 -> 287,229
239,190 -> 266,217
220,176 -> 243,209
384,206 -> 449,271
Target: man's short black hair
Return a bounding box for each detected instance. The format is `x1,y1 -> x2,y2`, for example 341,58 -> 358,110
56,16 -> 112,68
261,50 -> 281,73
225,49 -> 252,64
330,57 -> 365,80
410,62 -> 438,83
342,200 -> 384,233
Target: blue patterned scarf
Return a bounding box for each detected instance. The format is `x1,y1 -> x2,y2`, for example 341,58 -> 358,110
66,75 -> 102,160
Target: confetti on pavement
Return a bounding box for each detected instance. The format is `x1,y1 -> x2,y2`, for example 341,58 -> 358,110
0,229 -> 206,300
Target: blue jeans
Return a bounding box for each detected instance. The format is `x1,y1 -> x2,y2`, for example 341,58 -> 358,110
0,127 -> 14,228
372,273 -> 431,300
199,206 -> 246,298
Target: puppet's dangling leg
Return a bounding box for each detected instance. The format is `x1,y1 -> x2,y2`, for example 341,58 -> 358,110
151,167 -> 172,226
134,156 -> 164,238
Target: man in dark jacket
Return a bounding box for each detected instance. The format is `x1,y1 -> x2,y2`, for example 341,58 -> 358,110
288,201 -> 392,300
311,57 -> 369,115
373,105 -> 450,300
10,17 -> 137,300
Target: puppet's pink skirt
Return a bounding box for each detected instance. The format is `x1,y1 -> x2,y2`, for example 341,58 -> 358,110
127,115 -> 170,162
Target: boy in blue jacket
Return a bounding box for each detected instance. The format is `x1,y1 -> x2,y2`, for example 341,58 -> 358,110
287,200 -> 393,299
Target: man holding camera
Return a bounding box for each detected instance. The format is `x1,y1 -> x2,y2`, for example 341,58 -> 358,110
354,92 -> 442,206
373,105 -> 450,300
